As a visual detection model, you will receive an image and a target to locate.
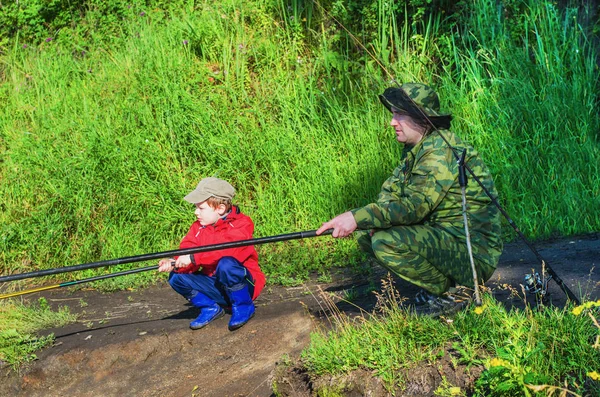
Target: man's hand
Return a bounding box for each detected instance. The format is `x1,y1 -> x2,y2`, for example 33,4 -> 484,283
316,211 -> 357,238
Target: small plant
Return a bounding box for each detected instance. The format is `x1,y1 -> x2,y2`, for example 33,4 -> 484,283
0,299 -> 76,369
341,287 -> 358,301
317,273 -> 332,283
279,353 -> 292,366
434,376 -> 465,396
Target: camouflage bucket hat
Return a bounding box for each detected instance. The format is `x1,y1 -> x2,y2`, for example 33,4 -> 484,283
378,83 -> 449,117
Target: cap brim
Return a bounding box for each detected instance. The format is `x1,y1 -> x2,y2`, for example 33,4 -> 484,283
184,190 -> 212,204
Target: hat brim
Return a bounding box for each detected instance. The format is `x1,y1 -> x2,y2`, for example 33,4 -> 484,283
184,190 -> 213,204
378,94 -> 395,113
379,90 -> 449,118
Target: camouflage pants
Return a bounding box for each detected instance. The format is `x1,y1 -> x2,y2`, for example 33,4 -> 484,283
357,225 -> 495,296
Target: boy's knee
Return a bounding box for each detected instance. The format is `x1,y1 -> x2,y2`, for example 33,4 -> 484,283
215,256 -> 243,278
215,257 -> 246,287
215,257 -> 239,274
167,272 -> 196,299
168,272 -> 185,288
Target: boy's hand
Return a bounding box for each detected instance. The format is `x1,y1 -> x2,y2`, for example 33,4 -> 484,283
158,259 -> 175,273
175,255 -> 192,267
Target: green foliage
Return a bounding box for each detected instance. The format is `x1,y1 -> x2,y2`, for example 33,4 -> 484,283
0,0 -> 192,49
0,0 -> 598,287
1,0 -> 393,285
301,294 -> 600,395
462,299 -> 600,396
439,0 -> 600,240
0,297 -> 77,368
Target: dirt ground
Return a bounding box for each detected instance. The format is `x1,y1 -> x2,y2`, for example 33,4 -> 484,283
1,232 -> 599,397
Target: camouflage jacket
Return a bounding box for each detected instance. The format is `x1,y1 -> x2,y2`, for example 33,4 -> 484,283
351,130 -> 503,267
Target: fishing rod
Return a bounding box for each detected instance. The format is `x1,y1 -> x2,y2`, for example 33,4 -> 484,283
307,0 -> 580,305
0,229 -> 333,284
0,264 -> 158,300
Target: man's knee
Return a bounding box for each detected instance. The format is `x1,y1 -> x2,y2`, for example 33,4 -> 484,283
371,231 -> 411,257
357,233 -> 374,255
370,231 -> 422,276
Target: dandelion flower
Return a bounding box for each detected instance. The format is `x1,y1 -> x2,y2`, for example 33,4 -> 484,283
572,300 -> 600,315
572,306 -> 584,316
489,358 -> 510,368
587,371 -> 600,381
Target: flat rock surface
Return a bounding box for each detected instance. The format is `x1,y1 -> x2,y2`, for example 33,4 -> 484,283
1,232 -> 598,397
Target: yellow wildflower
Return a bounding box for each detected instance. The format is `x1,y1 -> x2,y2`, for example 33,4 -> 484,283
474,305 -> 486,315
588,371 -> 600,381
572,306 -> 584,316
572,300 -> 600,316
489,358 -> 510,368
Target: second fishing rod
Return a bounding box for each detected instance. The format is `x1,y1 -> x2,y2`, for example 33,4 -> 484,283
0,229 -> 333,284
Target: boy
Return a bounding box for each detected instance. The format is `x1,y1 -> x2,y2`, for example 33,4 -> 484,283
158,177 -> 265,330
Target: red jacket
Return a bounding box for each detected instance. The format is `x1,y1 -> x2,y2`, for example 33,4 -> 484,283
174,206 -> 265,300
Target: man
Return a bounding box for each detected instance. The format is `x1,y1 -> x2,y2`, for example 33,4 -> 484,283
317,83 -> 503,313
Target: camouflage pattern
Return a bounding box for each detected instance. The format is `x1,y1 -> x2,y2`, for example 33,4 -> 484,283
351,129 -> 503,295
379,83 -> 448,117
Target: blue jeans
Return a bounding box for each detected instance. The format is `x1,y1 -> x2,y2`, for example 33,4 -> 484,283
168,256 -> 255,306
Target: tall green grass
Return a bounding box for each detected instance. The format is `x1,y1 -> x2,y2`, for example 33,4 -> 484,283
0,1 -> 394,287
437,0 -> 600,239
363,0 -> 600,239
0,0 -> 598,289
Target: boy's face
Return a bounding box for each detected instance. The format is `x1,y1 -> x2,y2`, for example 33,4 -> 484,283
194,201 -> 226,225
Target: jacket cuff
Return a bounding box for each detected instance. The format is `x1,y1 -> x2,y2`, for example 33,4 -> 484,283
175,262 -> 200,274
351,207 -> 373,229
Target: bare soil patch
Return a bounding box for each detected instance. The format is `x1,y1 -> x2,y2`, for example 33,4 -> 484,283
1,232 -> 598,396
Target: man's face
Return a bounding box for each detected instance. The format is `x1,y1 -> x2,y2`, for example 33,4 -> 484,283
194,202 -> 224,225
390,110 -> 425,145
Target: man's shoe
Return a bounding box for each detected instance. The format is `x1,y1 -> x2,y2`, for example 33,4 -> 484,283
189,293 -> 225,330
414,288 -> 470,317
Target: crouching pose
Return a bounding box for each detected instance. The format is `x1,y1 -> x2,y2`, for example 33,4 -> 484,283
158,177 -> 265,330
317,83 -> 503,314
